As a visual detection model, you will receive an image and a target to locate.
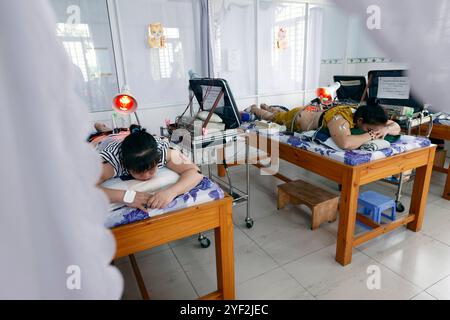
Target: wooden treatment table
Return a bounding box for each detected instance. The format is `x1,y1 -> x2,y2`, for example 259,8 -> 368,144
420,123 -> 450,200
111,195 -> 234,300
218,132 -> 436,266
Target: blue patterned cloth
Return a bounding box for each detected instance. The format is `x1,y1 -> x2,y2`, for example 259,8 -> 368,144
433,112 -> 450,125
105,177 -> 225,228
241,122 -> 431,166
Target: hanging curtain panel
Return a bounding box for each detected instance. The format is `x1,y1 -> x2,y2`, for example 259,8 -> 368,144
116,0 -> 202,107
305,5 -> 323,91
200,0 -> 216,77
258,1 -> 307,95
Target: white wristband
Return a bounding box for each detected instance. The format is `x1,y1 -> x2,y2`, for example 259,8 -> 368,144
123,190 -> 136,204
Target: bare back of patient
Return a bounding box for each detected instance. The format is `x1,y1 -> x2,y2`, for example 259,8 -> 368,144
249,104 -> 323,131
296,109 -> 323,131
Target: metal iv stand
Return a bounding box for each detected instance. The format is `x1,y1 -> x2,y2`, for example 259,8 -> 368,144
210,132 -> 253,228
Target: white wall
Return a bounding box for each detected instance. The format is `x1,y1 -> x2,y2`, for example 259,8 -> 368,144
318,5 -> 408,86
213,0 -> 257,98
320,4 -> 347,61
320,61 -> 408,86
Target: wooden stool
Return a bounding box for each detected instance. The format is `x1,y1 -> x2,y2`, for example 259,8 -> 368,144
277,179 -> 339,230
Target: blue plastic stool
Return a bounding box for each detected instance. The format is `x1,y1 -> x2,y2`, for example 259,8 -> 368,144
358,191 -> 396,224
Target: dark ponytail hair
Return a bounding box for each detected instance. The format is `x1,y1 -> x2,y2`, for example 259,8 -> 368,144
129,124 -> 143,134
354,97 -> 388,125
121,125 -> 161,173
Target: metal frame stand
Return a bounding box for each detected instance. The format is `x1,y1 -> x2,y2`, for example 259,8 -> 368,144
382,114 -> 433,212
206,133 -> 253,229
245,134 -> 252,228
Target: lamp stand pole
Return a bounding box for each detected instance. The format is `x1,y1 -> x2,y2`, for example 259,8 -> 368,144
134,112 -> 141,126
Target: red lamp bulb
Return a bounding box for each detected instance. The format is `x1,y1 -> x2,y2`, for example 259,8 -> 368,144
113,94 -> 136,112
316,87 -> 332,105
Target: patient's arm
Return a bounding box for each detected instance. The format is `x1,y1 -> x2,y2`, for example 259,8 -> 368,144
381,120 -> 401,136
327,118 -> 382,150
147,149 -> 203,209
96,163 -> 150,212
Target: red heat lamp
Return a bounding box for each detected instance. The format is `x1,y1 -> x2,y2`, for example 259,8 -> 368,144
113,91 -> 137,114
113,94 -> 136,113
316,87 -> 332,104
316,82 -> 341,106
112,85 -> 141,126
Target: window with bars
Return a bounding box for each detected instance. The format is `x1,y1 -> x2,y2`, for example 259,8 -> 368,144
271,5 -> 306,83
58,23 -> 93,82
50,0 -> 119,112
157,28 -> 185,79
259,1 -> 307,94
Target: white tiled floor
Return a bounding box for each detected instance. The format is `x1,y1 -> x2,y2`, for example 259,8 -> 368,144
116,160 -> 450,300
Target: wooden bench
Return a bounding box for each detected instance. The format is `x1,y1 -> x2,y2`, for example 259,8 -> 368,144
277,179 -> 339,230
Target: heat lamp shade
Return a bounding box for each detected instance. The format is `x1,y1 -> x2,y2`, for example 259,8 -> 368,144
112,93 -> 138,114
316,82 -> 341,105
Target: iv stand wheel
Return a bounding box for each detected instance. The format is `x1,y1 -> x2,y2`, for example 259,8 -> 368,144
245,217 -> 254,229
198,234 -> 211,248
396,201 -> 405,213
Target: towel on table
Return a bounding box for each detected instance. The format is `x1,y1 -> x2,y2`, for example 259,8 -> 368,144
303,127 -> 401,151
350,128 -> 401,143
360,139 -> 391,151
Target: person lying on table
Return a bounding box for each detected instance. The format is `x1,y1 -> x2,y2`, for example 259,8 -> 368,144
247,97 -> 401,150
89,124 -> 203,211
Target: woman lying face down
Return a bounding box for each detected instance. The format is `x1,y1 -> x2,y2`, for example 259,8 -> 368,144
248,98 -> 401,150
93,124 -> 203,211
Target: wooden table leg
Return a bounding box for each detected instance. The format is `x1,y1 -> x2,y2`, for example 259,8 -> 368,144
217,164 -> 226,178
214,201 -> 235,299
443,164 -> 450,200
408,149 -> 435,231
217,147 -> 227,177
129,254 -> 150,300
336,170 -> 360,266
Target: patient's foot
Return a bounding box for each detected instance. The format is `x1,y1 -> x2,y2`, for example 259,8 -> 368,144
244,104 -> 257,113
261,103 -> 282,114
260,103 -> 270,111
94,122 -> 111,133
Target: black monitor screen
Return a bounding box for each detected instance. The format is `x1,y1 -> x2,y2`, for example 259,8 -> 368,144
189,78 -> 241,129
333,75 -> 367,103
367,70 -> 424,112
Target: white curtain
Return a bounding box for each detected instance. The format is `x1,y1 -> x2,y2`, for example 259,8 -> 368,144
257,1 -> 307,94
200,0 -> 216,77
0,0 -> 123,299
332,0 -> 450,113
210,0 -> 256,97
305,6 -> 324,91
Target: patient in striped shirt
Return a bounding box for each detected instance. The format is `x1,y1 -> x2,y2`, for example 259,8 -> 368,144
90,123 -> 203,212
